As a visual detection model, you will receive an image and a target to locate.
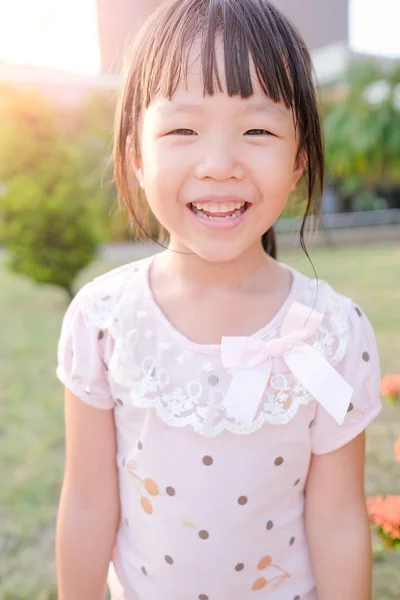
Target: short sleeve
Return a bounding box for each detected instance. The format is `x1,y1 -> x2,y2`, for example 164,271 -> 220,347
310,302 -> 382,455
56,284 -> 115,410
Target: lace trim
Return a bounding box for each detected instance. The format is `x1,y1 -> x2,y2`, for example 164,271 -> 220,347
79,264 -> 351,437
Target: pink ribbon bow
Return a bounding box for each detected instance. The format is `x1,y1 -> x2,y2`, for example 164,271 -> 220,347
221,301 -> 353,427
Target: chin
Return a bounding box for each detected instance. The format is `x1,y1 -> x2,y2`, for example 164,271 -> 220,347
182,239 -> 261,265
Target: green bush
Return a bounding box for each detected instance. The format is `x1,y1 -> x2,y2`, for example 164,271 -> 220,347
0,151 -> 101,300
0,87 -> 104,299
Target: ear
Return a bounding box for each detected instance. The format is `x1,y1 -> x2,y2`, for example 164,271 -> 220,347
132,153 -> 145,190
291,151 -> 306,191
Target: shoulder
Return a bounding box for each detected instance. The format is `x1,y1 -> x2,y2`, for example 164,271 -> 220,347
69,256 -> 153,329
282,265 -> 382,453
288,264 -> 352,313
287,264 -> 378,367
82,255 -> 151,298
56,257 -> 156,410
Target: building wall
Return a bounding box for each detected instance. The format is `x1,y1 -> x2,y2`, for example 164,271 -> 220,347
272,0 -> 349,50
96,0 -> 349,73
96,0 -> 162,73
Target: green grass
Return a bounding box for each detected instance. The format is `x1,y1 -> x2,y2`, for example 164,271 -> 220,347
0,242 -> 399,599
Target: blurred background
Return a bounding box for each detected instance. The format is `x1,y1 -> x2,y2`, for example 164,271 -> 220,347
0,1 -> 399,598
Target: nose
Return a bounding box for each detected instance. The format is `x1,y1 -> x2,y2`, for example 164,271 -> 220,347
194,138 -> 244,181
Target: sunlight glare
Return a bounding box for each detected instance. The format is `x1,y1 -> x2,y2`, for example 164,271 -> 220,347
350,0 -> 400,58
0,0 -> 100,74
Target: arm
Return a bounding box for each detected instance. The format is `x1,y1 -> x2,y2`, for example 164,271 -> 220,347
56,388 -> 120,600
305,432 -> 372,600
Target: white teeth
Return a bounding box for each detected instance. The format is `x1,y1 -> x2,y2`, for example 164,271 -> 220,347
191,201 -> 245,213
199,209 -> 243,220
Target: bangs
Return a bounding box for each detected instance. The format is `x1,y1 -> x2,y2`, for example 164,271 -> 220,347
139,0 -> 302,110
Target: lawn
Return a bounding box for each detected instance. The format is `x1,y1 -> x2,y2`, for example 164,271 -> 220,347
0,242 -> 400,599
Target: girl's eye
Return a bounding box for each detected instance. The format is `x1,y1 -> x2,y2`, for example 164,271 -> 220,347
168,129 -> 197,136
245,129 -> 272,136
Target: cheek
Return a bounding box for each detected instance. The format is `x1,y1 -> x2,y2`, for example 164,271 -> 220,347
140,144 -> 188,229
141,141 -> 189,190
255,147 -> 297,192
141,142 -> 165,183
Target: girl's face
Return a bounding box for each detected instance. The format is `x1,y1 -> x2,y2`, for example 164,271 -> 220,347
133,45 -> 304,264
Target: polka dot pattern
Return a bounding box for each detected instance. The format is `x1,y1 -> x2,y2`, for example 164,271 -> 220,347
355,307 -> 362,317
74,262 -> 367,599
347,403 -> 354,412
208,374 -> 219,386
199,530 -> 209,540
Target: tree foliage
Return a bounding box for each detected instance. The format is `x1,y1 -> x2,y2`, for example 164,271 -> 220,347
68,89 -> 132,242
323,59 -> 400,196
0,87 -> 103,299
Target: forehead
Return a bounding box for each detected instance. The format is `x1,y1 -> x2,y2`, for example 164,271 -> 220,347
148,41 -> 292,120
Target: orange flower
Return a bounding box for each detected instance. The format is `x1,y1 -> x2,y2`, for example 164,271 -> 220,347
395,437 -> 400,463
366,496 -> 400,541
380,374 -> 400,400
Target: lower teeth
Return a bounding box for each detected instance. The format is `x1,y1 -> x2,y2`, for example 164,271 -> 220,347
197,209 -> 243,220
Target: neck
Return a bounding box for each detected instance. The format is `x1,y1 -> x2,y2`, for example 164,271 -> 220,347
157,240 -> 274,290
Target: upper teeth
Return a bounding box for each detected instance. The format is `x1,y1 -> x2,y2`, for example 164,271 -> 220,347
191,201 -> 245,213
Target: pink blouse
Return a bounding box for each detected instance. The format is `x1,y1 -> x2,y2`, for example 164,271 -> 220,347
57,254 -> 382,600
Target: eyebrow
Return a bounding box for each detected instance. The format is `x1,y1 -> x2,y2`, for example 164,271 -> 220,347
153,103 -> 203,115
154,100 -> 289,119
240,101 -> 289,118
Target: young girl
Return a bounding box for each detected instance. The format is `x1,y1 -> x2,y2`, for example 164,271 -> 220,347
56,0 -> 382,598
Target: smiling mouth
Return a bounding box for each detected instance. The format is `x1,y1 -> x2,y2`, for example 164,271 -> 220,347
188,200 -> 250,221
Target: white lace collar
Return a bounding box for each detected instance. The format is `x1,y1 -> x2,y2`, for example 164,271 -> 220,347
81,258 -> 351,437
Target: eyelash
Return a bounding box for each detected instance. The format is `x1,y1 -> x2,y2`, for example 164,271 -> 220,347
245,129 -> 272,136
168,129 -> 273,136
168,129 -> 196,136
